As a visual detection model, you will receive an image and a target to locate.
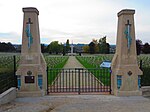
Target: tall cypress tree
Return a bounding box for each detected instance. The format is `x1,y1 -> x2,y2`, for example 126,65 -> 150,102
66,39 -> 70,53
99,36 -> 110,54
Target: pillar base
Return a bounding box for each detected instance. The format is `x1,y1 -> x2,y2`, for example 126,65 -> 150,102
114,90 -> 142,96
17,90 -> 46,97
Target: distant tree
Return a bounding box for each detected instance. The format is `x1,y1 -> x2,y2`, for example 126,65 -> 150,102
47,41 -> 63,54
89,41 -> 95,54
0,42 -> 16,52
83,45 -> 89,53
7,42 -> 16,51
88,39 -> 100,54
99,36 -> 110,54
66,39 -> 70,53
59,43 -> 64,54
41,44 -> 47,53
15,45 -> 21,52
93,39 -> 99,53
106,43 -> 110,54
136,39 -> 142,55
142,43 -> 150,54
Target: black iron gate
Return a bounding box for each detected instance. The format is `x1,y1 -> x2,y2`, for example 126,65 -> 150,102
47,68 -> 111,94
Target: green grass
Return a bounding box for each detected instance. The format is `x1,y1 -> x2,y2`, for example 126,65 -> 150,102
0,56 -> 15,75
76,54 -> 150,86
46,56 -> 69,85
0,54 -> 69,86
76,56 -> 111,86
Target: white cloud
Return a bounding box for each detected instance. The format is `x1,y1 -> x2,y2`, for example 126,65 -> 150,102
0,32 -> 21,43
0,0 -> 149,44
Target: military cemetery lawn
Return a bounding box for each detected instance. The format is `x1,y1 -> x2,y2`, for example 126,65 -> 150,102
46,56 -> 69,84
0,53 -> 150,86
76,55 -> 111,85
76,54 -> 150,86
0,53 -> 69,86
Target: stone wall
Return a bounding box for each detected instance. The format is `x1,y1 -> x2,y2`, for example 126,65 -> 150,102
0,87 -> 16,105
142,86 -> 150,96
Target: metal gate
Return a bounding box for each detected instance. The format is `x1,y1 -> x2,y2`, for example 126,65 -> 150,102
47,68 -> 111,94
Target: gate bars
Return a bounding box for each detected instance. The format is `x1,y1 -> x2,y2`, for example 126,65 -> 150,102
47,68 -> 111,94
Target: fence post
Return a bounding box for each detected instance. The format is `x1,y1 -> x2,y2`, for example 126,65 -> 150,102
13,55 -> 17,88
109,68 -> 112,94
78,68 -> 81,94
139,60 -> 143,86
47,66 -> 49,94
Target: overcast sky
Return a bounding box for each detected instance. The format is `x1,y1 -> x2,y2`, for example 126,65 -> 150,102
0,0 -> 150,44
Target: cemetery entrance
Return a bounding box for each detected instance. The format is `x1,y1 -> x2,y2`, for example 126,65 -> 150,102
47,68 -> 111,94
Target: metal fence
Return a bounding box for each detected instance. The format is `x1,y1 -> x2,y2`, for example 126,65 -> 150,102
0,55 -> 18,94
139,60 -> 150,86
0,73 -> 16,94
47,68 -> 111,94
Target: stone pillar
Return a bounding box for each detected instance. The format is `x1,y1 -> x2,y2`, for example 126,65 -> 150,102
16,7 -> 47,97
111,9 -> 143,96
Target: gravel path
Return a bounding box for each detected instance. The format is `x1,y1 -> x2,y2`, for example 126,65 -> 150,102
63,56 -> 84,68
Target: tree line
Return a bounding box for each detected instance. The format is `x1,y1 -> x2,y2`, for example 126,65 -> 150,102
44,37 -> 110,54
31,38 -> 150,55
0,42 -> 16,52
0,38 -> 150,54
136,39 -> 150,55
83,36 -> 110,54
33,39 -> 70,54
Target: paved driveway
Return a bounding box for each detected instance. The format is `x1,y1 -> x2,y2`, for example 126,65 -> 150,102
1,95 -> 150,112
